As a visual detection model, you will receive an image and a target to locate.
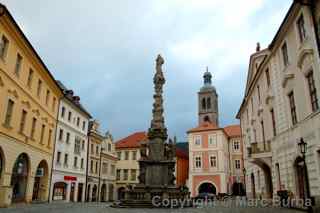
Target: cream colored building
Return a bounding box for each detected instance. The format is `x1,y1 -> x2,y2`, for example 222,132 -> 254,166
237,0 -> 320,207
0,4 -> 63,207
115,132 -> 147,200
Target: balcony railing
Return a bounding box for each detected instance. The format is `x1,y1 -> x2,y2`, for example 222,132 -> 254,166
247,140 -> 271,157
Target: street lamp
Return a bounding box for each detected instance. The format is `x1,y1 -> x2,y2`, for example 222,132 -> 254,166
298,138 -> 313,212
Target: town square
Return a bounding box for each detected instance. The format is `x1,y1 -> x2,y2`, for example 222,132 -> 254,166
0,0 -> 320,213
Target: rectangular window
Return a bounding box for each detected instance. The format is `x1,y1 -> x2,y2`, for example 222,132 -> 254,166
125,151 -> 129,160
210,156 -> 217,167
251,98 -> 254,113
132,151 -> 137,160
102,162 -> 108,174
15,53 -> 22,76
19,110 -> 27,133
117,152 -> 121,160
74,157 -> 78,168
59,129 -> 63,141
270,109 -> 277,136
95,161 -> 98,174
297,14 -> 306,42
0,35 -> 9,59
52,97 -> 56,111
96,146 -> 99,155
74,137 -> 81,154
64,154 -> 68,166
281,42 -> 289,67
37,79 -> 42,97
261,120 -> 265,143
235,159 -> 241,170
208,135 -> 217,147
306,71 -> 319,112
195,156 -> 201,168
61,107 -> 65,118
57,151 -> 61,163
30,117 -> 37,139
66,132 -> 70,144
76,117 -> 80,127
40,124 -> 45,144
108,143 -> 111,152
90,160 -> 93,173
4,99 -> 14,127
288,91 -> 298,125
48,129 -> 52,148
194,136 -> 201,146
45,90 -> 50,105
82,140 -> 85,150
123,169 -> 128,180
68,111 -> 72,121
116,169 -> 121,180
111,165 -> 115,175
233,141 -> 240,151
82,121 -> 86,131
91,144 -> 94,155
131,169 -> 137,181
265,69 -> 270,87
27,69 -> 34,88
80,158 -> 84,169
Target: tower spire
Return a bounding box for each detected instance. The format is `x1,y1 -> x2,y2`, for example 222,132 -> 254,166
203,66 -> 212,86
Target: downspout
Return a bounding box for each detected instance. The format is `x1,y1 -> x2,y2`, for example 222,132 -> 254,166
48,96 -> 62,203
85,126 -> 90,201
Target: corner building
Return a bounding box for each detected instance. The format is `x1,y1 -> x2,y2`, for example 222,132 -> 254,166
188,70 -> 244,197
0,4 -> 63,207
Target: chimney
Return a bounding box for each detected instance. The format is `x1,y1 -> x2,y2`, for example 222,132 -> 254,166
256,42 -> 261,52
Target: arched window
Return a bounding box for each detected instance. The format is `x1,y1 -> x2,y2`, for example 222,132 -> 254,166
202,98 -> 206,110
207,97 -> 211,109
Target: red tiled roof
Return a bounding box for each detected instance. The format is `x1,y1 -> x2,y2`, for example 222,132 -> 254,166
115,132 -> 147,149
224,125 -> 241,138
187,122 -> 220,133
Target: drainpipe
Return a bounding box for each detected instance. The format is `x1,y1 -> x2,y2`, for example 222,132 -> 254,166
48,97 -> 62,203
84,126 -> 90,202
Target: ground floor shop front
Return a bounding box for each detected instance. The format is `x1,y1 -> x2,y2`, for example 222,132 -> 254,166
50,171 -> 86,202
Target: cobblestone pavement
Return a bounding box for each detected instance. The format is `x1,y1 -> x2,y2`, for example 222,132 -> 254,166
0,202 -> 307,213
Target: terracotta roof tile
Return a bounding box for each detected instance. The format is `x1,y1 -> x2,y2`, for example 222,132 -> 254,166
187,122 -> 219,133
115,132 -> 147,149
224,125 -> 241,138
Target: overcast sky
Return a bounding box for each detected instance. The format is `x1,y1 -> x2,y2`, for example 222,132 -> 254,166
0,0 -> 292,141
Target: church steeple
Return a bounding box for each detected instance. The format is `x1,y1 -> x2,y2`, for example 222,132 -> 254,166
198,67 -> 219,126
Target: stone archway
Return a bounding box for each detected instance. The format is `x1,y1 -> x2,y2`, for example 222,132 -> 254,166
250,160 -> 273,198
198,182 -> 217,195
32,160 -> 49,201
52,182 -> 67,201
118,187 -> 126,200
0,146 -> 5,182
92,185 -> 97,201
108,184 -> 114,201
11,153 -> 29,203
100,184 -> 106,202
294,156 -> 308,200
232,182 -> 245,196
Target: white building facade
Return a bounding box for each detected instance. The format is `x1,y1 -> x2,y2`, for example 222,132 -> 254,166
237,0 -> 320,208
50,87 -> 91,202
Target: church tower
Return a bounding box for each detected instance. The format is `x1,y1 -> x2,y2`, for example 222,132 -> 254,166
198,67 -> 219,126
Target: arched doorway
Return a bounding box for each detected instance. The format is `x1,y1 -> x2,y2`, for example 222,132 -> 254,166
92,185 -> 97,201
77,183 -> 84,202
198,182 -> 217,195
11,153 -> 29,202
118,187 -> 126,200
108,184 -> 114,201
232,182 -> 245,196
251,173 -> 256,199
52,182 -> 67,201
294,157 -> 308,199
100,184 -> 106,202
32,160 -> 48,201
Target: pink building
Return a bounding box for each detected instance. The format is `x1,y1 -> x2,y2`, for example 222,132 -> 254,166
187,70 -> 244,197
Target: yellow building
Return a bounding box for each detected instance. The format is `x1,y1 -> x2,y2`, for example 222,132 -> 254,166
0,4 -> 63,207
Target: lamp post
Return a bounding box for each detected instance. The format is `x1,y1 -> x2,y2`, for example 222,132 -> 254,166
298,138 -> 312,212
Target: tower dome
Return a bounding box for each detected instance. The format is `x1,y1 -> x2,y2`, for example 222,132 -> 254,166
201,67 -> 216,92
